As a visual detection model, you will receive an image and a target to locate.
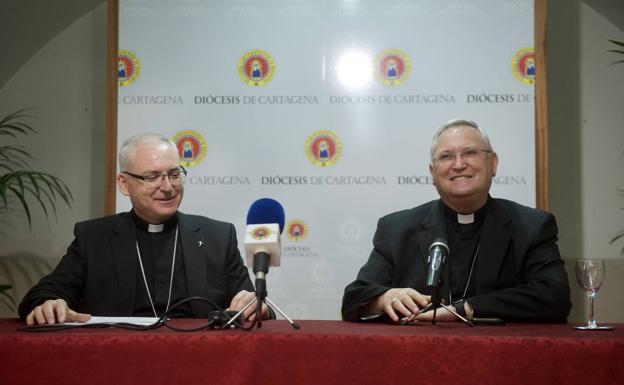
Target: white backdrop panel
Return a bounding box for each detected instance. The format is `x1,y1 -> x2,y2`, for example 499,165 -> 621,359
118,0 -> 536,320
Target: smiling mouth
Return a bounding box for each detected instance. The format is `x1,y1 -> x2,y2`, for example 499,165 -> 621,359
451,175 -> 472,181
156,195 -> 177,202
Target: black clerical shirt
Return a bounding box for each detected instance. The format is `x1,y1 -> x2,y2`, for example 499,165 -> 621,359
132,211 -> 192,317
440,198 -> 490,304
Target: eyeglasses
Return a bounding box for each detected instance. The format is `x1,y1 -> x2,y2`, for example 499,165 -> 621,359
122,166 -> 187,188
433,148 -> 492,166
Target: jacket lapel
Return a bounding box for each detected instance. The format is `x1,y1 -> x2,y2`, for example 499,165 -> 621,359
475,199 -> 512,292
413,201 -> 449,294
178,213 -> 209,316
417,201 -> 448,266
111,213 -> 138,314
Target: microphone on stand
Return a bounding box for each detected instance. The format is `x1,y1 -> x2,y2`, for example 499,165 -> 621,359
419,238 -> 472,326
244,198 -> 285,300
426,238 -> 448,325
234,197 -> 299,329
426,238 -> 449,289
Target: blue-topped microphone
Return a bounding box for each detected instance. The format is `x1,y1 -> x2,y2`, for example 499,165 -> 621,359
246,198 -> 285,232
244,198 -> 285,300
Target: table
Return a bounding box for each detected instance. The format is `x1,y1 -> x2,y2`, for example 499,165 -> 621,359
1,318 -> 623,385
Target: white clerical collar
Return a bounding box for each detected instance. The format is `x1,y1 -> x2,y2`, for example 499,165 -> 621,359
148,223 -> 165,233
457,213 -> 475,224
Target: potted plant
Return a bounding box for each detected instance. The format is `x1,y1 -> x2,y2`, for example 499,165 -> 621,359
0,109 -> 73,311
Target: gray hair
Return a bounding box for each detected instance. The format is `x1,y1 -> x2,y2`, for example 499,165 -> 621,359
118,132 -> 178,171
430,119 -> 494,161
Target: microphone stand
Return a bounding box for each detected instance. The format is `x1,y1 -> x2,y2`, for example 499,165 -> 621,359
420,239 -> 473,327
409,286 -> 473,327
225,252 -> 300,330
427,285 -> 474,326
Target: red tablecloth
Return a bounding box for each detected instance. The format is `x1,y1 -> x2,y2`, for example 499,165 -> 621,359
1,318 -> 622,385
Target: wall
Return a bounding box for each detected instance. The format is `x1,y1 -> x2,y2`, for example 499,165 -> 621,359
579,2 -> 624,263
578,1 -> 624,323
0,4 -> 107,259
549,0 -> 624,323
0,0 -> 105,89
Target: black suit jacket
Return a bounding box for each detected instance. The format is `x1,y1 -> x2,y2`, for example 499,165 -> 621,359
342,198 -> 571,322
18,212 -> 254,319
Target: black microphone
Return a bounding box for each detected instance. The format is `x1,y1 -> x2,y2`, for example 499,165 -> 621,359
426,238 -> 449,289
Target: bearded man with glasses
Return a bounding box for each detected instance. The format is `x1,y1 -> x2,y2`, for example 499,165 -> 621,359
19,133 -> 267,325
342,120 -> 571,324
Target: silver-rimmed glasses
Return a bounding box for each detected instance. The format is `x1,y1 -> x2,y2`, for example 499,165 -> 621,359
432,147 -> 492,166
123,166 -> 187,189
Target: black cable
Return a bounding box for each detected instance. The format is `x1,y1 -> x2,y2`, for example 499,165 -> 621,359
161,296 -> 245,331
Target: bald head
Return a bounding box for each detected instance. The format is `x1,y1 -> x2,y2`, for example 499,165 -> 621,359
430,119 -> 493,162
119,133 -> 179,171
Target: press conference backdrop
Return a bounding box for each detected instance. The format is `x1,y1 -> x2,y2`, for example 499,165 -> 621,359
116,0 -> 537,319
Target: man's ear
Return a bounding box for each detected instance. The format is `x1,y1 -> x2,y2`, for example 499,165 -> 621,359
491,152 -> 499,177
429,163 -> 436,185
117,173 -> 130,197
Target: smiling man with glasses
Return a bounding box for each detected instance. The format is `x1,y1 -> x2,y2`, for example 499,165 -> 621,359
342,119 -> 571,324
19,133 -> 267,325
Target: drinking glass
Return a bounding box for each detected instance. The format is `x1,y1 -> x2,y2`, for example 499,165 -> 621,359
574,259 -> 613,330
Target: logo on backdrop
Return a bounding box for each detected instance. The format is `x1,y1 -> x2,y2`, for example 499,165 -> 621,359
304,130 -> 343,167
172,130 -> 207,168
330,219 -> 368,260
286,220 -> 308,242
238,49 -> 275,86
339,219 -> 363,244
310,260 -> 336,285
375,49 -> 411,86
251,226 -> 272,240
511,47 -> 535,85
118,50 -> 141,87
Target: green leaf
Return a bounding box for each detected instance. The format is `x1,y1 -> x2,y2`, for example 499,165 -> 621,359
608,39 -> 624,48
0,109 -> 35,138
8,185 -> 32,226
0,286 -> 16,312
611,232 -> 624,243
608,40 -> 624,66
24,185 -> 50,219
0,109 -> 71,229
611,232 -> 624,256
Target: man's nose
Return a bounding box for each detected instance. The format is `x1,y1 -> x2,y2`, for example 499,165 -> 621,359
158,175 -> 174,191
452,154 -> 467,169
